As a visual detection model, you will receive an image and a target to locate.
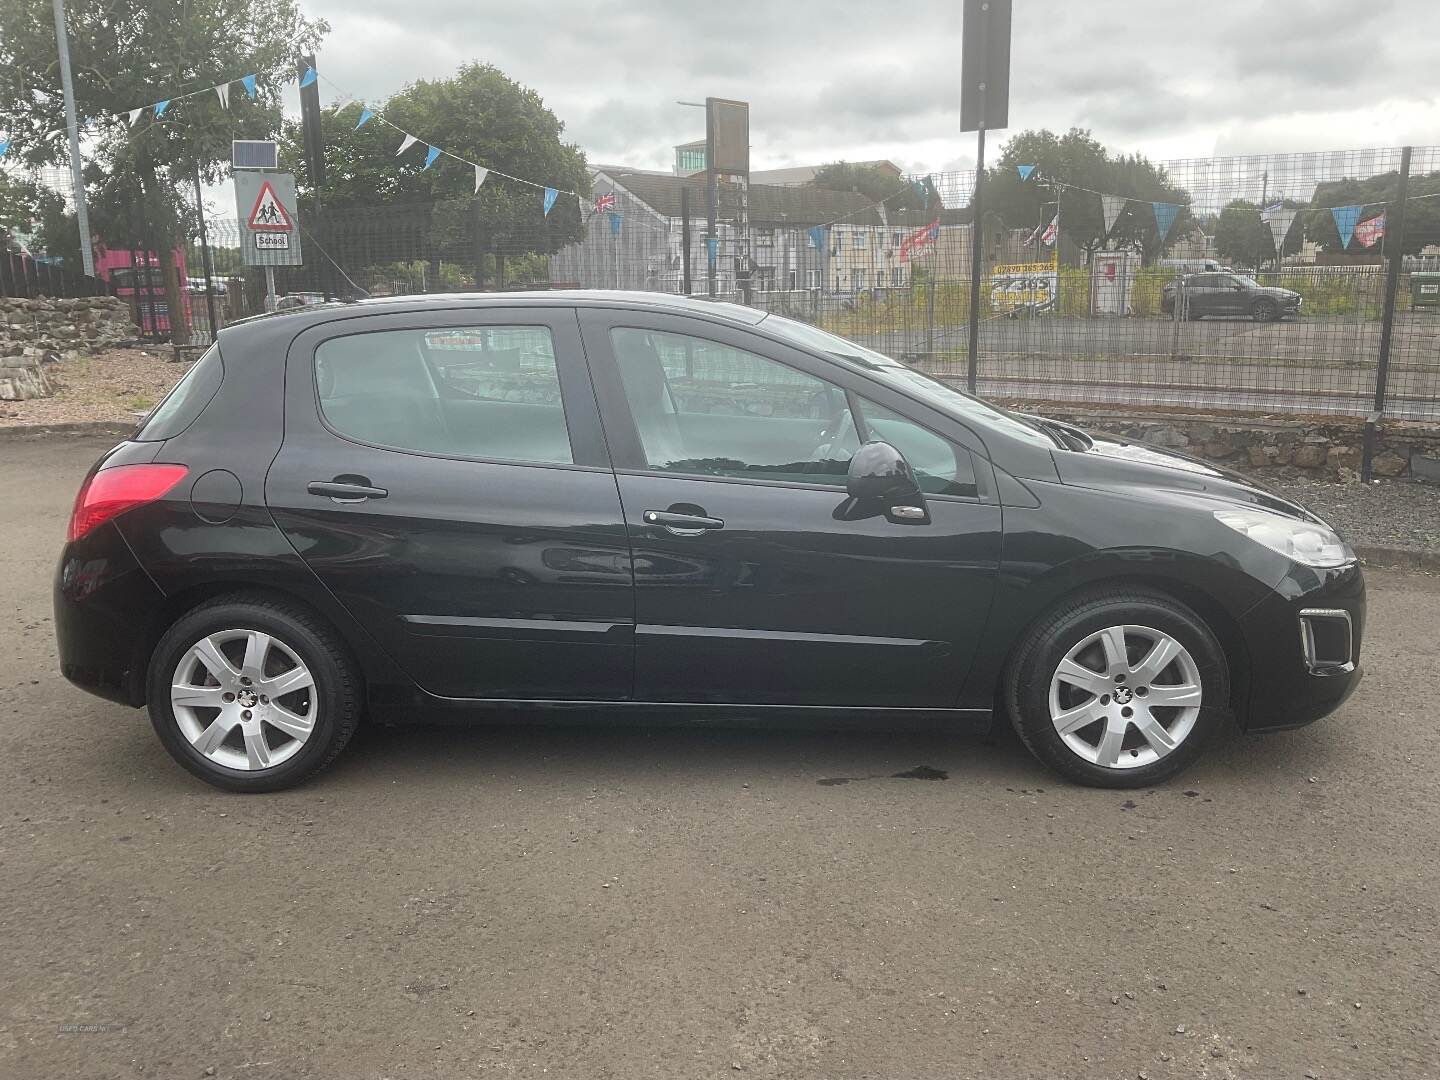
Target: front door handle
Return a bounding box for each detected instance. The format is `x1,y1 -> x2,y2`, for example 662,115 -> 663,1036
308,479 -> 388,502
643,509 -> 724,536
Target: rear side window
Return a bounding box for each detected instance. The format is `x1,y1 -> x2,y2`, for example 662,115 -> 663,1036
135,343 -> 223,441
315,325 -> 573,465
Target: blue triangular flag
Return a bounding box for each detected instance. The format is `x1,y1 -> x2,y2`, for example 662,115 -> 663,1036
609,211 -> 622,237
1017,164 -> 1035,181
543,188 -> 559,216
1152,201 -> 1181,240
240,74 -> 257,98
809,225 -> 825,250
153,99 -> 170,118
0,141 -> 8,159
1332,205 -> 1363,248
355,108 -> 374,130
422,145 -> 441,171
705,237 -> 719,263
299,65 -> 317,89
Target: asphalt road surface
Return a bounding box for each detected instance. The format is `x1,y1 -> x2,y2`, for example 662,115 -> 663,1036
2,437 -> 1438,1080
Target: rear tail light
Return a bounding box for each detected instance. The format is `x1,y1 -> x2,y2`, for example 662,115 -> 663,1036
67,463 -> 188,542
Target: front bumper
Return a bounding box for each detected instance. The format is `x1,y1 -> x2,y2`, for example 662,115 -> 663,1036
54,522 -> 166,707
1236,562 -> 1365,731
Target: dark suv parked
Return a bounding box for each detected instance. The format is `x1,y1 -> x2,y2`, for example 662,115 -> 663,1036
1161,272 -> 1302,321
55,292 -> 1362,792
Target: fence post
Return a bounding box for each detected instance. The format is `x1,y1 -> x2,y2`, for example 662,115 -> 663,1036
925,276 -> 936,362
1362,145 -> 1411,483
680,187 -> 692,296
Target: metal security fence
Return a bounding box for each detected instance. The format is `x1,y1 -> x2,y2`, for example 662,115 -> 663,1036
8,145 -> 1440,449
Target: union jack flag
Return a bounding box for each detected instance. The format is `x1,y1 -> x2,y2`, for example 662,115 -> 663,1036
594,192 -> 616,213
1355,210 -> 1387,248
899,219 -> 940,262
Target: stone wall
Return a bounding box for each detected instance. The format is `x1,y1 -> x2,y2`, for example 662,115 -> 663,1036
1029,407 -> 1440,482
0,295 -> 136,401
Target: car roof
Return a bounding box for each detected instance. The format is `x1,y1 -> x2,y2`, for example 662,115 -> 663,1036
228,290 -> 770,331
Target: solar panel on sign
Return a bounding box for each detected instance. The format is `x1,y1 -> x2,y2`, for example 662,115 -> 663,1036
232,140 -> 279,170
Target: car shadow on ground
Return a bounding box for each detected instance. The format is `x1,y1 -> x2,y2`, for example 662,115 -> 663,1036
290,708 -> 1351,795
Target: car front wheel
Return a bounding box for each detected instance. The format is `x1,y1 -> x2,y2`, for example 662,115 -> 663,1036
1005,589 -> 1230,787
146,594 -> 362,792
1252,298 -> 1280,322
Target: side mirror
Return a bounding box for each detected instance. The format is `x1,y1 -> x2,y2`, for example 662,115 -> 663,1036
845,441 -> 928,523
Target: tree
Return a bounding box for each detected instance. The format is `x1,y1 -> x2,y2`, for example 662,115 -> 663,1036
1214,198 -> 1306,269
0,0 -> 325,340
1305,170 -> 1440,256
811,161 -> 929,210
279,62 -> 589,289
985,128 -> 1192,262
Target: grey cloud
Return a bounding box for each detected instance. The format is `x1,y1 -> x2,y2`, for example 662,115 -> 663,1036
302,0 -> 1439,176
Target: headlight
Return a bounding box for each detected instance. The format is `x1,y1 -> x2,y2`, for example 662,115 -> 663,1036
1214,509 -> 1354,568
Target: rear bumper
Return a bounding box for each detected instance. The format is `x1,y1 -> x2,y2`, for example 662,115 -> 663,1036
1236,563 -> 1365,732
54,522 -> 165,708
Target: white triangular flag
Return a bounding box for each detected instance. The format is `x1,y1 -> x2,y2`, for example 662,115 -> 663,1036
127,108 -> 142,125
474,165 -> 489,193
395,133 -> 418,156
215,82 -> 230,109
1261,204 -> 1300,255
1101,194 -> 1127,235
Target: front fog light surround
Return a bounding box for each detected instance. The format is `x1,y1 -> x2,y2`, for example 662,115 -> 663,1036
1214,509 -> 1354,568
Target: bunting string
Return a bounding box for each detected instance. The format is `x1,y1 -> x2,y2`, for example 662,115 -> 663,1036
313,70 -> 583,212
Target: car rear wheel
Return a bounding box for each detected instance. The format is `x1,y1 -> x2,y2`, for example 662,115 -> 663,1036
1251,298 -> 1280,322
146,594 -> 361,792
1004,589 -> 1230,788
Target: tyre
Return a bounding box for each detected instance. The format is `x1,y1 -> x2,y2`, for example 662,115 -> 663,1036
1251,298 -> 1279,322
146,594 -> 362,792
1004,589 -> 1230,788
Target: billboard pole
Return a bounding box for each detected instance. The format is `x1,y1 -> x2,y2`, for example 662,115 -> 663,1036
961,0 -> 1011,394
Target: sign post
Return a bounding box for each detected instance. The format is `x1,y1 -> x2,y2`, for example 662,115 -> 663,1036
234,170 -> 303,311
960,0 -> 1012,393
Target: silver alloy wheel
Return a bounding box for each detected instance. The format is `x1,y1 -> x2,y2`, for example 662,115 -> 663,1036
1047,624 -> 1202,770
171,629 -> 317,771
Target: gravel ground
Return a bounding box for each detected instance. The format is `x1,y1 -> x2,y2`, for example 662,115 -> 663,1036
1267,474 -> 1440,553
0,348 -> 188,429
2,436 -> 1438,1080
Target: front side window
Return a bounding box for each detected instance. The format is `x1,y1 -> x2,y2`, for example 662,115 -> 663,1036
315,325 -> 573,464
610,327 -> 859,487
856,399 -> 977,498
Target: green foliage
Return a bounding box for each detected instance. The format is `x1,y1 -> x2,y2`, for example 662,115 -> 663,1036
1214,198 -> 1306,269
282,62 -> 589,266
987,128 -> 1191,262
0,0 -> 324,192
812,162 -> 926,211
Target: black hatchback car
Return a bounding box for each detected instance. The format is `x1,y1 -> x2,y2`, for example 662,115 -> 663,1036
55,292 -> 1363,792
1160,272 -> 1303,321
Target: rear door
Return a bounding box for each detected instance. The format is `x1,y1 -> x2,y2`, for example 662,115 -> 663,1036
265,306 -> 634,701
578,307 -> 1002,709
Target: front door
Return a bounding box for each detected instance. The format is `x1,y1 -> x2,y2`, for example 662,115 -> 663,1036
266,307 -> 634,701
579,309 -> 1002,709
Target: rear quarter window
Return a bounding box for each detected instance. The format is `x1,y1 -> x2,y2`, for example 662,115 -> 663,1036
134,343 -> 223,442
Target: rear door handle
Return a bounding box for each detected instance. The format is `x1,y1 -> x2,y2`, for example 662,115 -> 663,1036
643,510 -> 724,536
307,480 -> 388,502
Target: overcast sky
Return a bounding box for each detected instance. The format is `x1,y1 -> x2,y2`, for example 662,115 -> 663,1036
292,0 -> 1435,177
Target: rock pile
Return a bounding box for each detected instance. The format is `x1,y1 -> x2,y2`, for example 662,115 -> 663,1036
0,295 -> 137,401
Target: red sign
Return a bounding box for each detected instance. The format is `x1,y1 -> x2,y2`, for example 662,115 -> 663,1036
247,180 -> 294,231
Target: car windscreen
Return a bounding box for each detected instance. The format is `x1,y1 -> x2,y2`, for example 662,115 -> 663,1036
757,312 -> 1053,448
